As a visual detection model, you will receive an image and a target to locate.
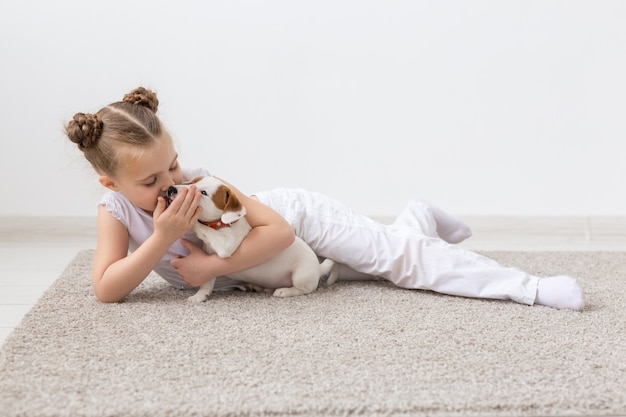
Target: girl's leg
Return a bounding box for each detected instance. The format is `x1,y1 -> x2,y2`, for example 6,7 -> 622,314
255,188 -> 584,310
391,199 -> 472,244
422,199 -> 473,243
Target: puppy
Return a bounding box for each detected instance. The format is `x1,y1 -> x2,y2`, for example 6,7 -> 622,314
168,176 -> 338,302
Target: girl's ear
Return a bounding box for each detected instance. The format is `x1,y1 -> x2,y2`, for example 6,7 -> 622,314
99,175 -> 120,191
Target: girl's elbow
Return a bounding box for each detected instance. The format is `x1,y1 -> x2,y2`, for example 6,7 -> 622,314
280,224 -> 296,248
93,283 -> 125,303
94,290 -> 124,304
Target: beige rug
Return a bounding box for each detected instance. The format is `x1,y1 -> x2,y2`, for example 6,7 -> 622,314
1,250 -> 625,417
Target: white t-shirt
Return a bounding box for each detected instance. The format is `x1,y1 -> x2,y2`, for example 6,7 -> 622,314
98,167 -> 245,291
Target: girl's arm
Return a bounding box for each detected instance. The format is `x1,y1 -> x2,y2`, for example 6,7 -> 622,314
170,179 -> 295,287
92,187 -> 202,303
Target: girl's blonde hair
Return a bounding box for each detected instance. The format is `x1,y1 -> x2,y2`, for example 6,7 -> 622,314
66,87 -> 163,176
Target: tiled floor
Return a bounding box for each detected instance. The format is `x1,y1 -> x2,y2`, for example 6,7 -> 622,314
0,217 -> 97,346
1,215 -> 625,346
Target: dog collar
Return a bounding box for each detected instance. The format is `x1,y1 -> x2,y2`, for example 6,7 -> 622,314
198,219 -> 234,230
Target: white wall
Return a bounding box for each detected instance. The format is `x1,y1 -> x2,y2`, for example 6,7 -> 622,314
1,0 -> 624,217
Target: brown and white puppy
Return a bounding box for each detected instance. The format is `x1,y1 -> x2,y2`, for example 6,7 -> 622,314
168,176 -> 338,302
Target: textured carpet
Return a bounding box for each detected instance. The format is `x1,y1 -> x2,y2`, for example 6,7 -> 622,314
1,250 -> 625,417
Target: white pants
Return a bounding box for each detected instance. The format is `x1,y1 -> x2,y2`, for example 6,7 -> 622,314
254,188 -> 538,305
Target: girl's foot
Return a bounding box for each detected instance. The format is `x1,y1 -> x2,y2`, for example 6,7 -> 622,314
535,276 -> 585,311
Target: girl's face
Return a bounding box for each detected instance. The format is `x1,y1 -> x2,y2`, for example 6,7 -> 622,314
99,133 -> 183,214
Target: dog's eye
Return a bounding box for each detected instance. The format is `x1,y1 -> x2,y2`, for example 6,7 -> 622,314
201,190 -> 208,196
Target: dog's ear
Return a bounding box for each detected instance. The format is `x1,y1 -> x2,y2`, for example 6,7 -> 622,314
214,185 -> 247,224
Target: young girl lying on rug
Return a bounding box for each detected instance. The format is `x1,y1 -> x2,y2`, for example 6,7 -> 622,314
65,87 -> 585,310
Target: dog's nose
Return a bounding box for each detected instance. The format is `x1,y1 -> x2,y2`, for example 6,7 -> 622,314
167,186 -> 178,199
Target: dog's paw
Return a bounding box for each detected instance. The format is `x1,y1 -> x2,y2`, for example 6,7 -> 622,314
273,287 -> 307,297
273,288 -> 288,297
187,293 -> 208,303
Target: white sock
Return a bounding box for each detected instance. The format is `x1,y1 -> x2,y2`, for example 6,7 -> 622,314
535,276 -> 585,311
417,199 -> 473,244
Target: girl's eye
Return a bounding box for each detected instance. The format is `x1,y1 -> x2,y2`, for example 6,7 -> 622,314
201,190 -> 208,196
169,162 -> 179,171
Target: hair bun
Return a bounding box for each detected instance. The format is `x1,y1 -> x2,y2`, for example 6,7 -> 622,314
66,112 -> 103,150
122,87 -> 159,112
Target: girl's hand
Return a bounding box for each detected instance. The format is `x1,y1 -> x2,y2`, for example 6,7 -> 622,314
170,239 -> 217,287
153,186 -> 202,243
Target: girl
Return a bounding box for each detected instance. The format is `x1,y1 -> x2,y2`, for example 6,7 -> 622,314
65,87 -> 584,310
